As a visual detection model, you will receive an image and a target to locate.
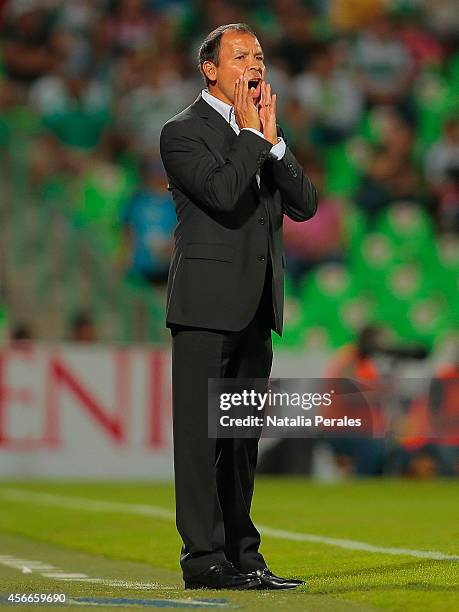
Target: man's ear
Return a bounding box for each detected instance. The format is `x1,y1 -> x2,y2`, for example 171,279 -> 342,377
202,60 -> 217,83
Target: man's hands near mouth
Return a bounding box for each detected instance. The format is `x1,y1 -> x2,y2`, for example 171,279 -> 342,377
258,81 -> 278,146
234,70 -> 262,131
234,69 -> 278,147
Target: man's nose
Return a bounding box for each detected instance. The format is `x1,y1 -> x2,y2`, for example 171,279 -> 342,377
247,61 -> 262,75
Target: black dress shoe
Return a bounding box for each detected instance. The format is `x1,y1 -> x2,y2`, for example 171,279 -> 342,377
245,568 -> 305,590
184,561 -> 261,590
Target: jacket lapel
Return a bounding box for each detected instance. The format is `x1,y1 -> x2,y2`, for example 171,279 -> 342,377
193,93 -> 236,148
192,93 -> 260,199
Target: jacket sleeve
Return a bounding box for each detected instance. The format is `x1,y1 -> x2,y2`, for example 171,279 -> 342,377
160,120 -> 273,213
268,125 -> 318,222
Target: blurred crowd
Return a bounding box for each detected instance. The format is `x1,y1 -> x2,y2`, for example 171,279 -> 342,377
0,0 -> 458,477
0,0 -> 458,350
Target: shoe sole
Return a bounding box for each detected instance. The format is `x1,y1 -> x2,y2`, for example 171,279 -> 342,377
184,579 -> 260,590
257,582 -> 302,590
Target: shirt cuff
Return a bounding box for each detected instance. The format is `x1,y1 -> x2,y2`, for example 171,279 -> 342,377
269,137 -> 286,160
241,130 -> 286,160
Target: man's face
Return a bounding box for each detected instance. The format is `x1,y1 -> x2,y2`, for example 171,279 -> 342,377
203,31 -> 265,106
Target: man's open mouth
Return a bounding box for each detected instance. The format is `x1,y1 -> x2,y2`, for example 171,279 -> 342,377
248,78 -> 261,99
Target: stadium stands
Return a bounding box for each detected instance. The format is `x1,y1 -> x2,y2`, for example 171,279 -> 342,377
0,0 -> 457,347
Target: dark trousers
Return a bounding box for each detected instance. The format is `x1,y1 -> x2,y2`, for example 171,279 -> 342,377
170,264 -> 275,578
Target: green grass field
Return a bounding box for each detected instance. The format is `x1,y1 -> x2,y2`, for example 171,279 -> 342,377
0,479 -> 457,611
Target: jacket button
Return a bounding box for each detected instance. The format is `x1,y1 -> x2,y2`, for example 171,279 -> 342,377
258,217 -> 266,225
257,255 -> 266,262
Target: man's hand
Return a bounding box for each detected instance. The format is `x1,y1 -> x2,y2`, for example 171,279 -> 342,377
234,69 -> 261,131
258,81 -> 278,146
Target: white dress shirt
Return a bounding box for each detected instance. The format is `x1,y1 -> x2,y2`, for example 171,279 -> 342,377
201,88 -> 286,188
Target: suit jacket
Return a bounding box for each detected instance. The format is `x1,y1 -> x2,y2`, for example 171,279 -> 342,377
159,92 -> 317,336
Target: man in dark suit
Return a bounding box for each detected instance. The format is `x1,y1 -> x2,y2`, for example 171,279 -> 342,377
160,23 -> 317,590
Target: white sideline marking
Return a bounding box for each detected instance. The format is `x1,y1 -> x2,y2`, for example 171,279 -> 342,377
257,525 -> 459,561
20,563 -> 57,569
0,488 -> 174,520
1,487 -> 458,562
42,572 -> 90,579
0,556 -> 58,571
0,555 -> 176,590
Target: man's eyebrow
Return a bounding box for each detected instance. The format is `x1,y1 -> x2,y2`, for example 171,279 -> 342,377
233,48 -> 264,55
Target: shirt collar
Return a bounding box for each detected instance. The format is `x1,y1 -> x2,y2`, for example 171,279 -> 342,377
201,88 -> 234,124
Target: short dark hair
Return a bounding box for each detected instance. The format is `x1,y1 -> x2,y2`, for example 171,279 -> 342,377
198,23 -> 256,85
